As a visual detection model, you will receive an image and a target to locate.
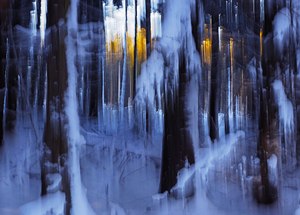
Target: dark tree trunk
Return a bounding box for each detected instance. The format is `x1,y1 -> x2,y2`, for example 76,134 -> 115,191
41,0 -> 71,214
255,88 -> 277,204
78,0 -> 104,117
0,0 -> 9,146
145,0 -> 151,58
133,0 -> 138,98
191,0 -> 200,52
209,19 -> 219,141
254,2 -> 282,204
4,1 -> 26,132
160,49 -> 195,193
203,0 -> 220,141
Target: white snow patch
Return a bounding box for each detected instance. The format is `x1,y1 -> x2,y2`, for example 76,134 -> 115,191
47,173 -> 62,193
297,49 -> 300,77
40,0 -> 47,46
247,57 -> 257,80
172,163 -> 195,198
136,50 -> 164,106
169,131 -> 245,197
198,130 -> 245,178
20,192 -> 65,215
272,80 -> 294,131
267,154 -> 278,186
273,8 -> 291,54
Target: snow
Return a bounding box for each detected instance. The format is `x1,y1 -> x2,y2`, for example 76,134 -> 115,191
272,79 -> 294,131
137,0 -> 200,106
40,0 -> 47,46
20,192 -> 65,215
47,173 -> 62,193
105,0 -> 161,44
2,1 -> 300,215
267,154 -> 278,186
65,0 -> 95,214
272,79 -> 296,169
297,49 -> 300,77
247,57 -> 257,80
273,8 -> 291,54
136,50 -> 164,106
171,162 -> 195,198
151,12 -> 162,39
197,131 -> 245,178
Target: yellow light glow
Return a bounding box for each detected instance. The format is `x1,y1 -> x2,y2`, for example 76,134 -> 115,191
260,28 -> 263,56
202,38 -> 212,66
230,38 -> 234,67
137,28 -> 147,73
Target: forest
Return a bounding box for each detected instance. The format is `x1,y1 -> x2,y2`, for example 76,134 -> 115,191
0,0 -> 300,214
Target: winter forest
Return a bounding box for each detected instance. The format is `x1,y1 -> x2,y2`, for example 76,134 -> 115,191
1,0 -> 300,214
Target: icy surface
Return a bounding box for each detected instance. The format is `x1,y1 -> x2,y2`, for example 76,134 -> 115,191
273,8 -> 291,54
65,0 -> 95,214
267,154 -> 278,186
40,0 -> 47,46
20,192 -> 65,215
272,80 -> 294,131
136,50 -> 164,106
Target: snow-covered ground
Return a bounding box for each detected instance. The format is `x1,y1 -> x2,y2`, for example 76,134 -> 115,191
1,124 -> 300,215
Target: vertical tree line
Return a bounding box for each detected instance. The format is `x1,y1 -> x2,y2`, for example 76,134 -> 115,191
41,0 -> 71,213
0,0 -> 9,146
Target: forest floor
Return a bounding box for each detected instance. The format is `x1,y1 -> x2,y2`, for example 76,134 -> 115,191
0,119 -> 299,214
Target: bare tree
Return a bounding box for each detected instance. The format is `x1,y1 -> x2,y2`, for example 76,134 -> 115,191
160,49 -> 195,194
41,0 -> 71,213
0,0 -> 9,146
145,0 -> 151,58
133,0 -> 138,98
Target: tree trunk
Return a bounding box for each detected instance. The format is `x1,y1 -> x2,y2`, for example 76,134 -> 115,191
133,0 -> 138,99
78,0 -> 104,117
4,1 -> 24,132
0,0 -> 9,146
209,18 -> 219,141
145,0 -> 151,58
255,88 -> 277,204
41,0 -> 71,214
160,49 -> 195,194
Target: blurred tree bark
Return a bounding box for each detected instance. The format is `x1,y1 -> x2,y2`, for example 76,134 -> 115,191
41,0 -> 71,214
0,0 -> 9,146
160,49 -> 195,194
78,0 -> 104,117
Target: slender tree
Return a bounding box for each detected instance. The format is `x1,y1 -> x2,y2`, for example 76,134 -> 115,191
145,0 -> 151,58
204,0 -> 220,141
4,1 -> 24,133
0,0 -> 9,146
78,0 -> 104,117
133,0 -> 138,98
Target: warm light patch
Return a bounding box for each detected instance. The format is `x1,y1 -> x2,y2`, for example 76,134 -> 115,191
201,38 -> 212,66
260,28 -> 263,56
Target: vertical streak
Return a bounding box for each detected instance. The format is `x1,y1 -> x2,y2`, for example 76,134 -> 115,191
65,0 -> 95,214
40,0 -> 47,46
